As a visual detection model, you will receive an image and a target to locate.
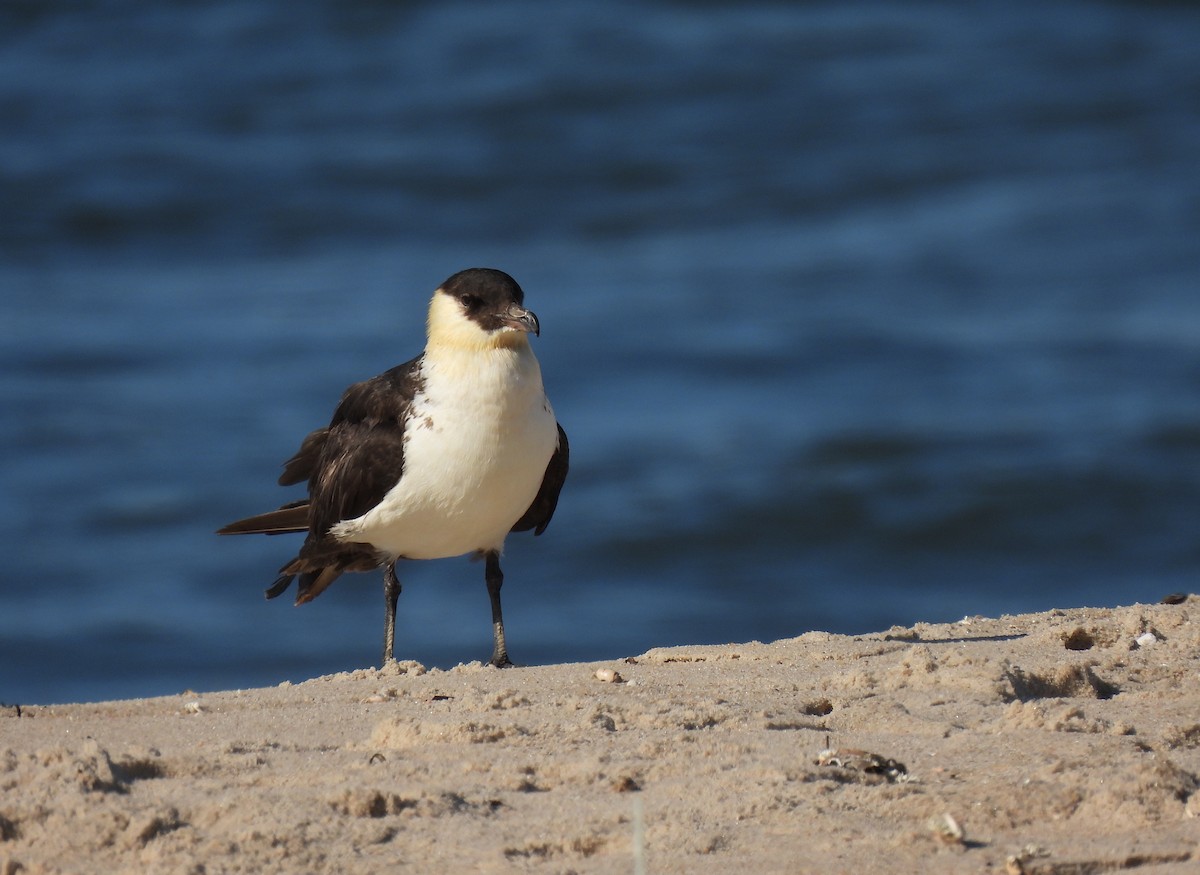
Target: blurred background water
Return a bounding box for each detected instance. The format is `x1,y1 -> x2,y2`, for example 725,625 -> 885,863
3,0 -> 1199,705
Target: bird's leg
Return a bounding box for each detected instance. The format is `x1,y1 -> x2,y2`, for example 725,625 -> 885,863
382,562 -> 401,667
484,551 -> 513,668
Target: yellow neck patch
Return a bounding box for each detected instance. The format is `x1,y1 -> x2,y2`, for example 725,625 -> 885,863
425,291 -> 531,354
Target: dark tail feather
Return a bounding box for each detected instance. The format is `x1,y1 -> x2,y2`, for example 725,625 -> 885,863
217,501 -> 309,536
296,566 -> 343,605
270,549 -> 371,605
265,574 -> 294,600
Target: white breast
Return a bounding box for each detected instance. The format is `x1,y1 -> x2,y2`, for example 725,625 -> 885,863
331,343 -> 557,560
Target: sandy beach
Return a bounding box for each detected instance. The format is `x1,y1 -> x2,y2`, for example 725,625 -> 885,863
2,600 -> 1197,874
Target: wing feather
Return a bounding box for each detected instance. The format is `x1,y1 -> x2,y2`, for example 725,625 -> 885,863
219,356 -> 423,565
511,423 -> 569,536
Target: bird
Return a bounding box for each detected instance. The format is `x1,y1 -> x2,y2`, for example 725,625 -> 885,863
218,268 -> 569,668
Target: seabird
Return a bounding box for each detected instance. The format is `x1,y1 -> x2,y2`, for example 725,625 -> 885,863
218,268 -> 569,668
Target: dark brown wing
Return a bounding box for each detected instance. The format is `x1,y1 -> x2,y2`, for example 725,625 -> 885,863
219,356 -> 424,604
299,355 -> 425,541
283,356 -> 424,603
511,423 -> 569,536
279,355 -> 424,487
219,356 -> 423,536
278,428 -> 328,487
305,421 -> 408,541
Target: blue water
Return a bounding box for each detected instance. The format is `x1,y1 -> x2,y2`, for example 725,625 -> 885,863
3,1 -> 1199,705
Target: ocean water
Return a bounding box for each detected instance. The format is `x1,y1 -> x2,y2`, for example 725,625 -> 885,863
2,0 -> 1199,705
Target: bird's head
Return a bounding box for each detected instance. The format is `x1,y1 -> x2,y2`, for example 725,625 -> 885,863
427,268 -> 540,351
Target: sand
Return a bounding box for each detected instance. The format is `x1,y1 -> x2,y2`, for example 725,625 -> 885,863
2,600 -> 1197,874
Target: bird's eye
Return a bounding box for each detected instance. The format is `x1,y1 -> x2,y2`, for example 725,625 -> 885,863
459,294 -> 481,310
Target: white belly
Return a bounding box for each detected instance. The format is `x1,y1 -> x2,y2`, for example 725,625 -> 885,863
332,345 -> 557,560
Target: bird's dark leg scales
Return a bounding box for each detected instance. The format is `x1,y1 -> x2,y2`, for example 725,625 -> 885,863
382,562 -> 401,667
484,551 -> 513,667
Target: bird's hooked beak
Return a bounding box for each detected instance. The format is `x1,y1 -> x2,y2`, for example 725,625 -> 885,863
500,304 -> 540,337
